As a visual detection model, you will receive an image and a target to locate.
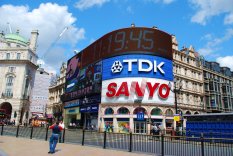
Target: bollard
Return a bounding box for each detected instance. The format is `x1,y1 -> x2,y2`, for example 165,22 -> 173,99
161,134 -> 164,156
201,133 -> 204,156
62,128 -> 66,143
16,125 -> 19,137
1,125 -> 3,135
45,125 -> 49,141
103,131 -> 107,149
82,129 -> 85,146
129,132 -> 132,152
30,126 -> 34,139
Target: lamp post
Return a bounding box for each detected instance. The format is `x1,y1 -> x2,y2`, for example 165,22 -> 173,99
169,78 -> 182,133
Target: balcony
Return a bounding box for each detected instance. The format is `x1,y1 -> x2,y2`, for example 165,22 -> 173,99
1,93 -> 13,99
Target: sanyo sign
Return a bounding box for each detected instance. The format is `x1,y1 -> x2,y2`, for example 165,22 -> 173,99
111,59 -> 165,74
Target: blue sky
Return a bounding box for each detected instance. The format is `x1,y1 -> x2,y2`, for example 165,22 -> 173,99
0,0 -> 233,73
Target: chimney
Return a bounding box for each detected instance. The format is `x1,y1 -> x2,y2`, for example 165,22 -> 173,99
29,30 -> 39,52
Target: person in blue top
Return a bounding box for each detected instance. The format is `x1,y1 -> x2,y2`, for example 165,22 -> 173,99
48,121 -> 63,154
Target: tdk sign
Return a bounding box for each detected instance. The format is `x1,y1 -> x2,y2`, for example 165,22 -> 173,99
111,59 -> 165,74
103,54 -> 173,81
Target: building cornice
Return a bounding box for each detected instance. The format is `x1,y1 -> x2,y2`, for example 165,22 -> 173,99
203,67 -> 233,81
0,59 -> 38,69
174,59 -> 203,72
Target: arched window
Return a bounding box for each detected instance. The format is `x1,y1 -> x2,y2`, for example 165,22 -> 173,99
151,108 -> 162,115
117,107 -> 129,114
185,111 -> 191,115
165,109 -> 173,117
177,110 -> 183,116
133,107 -> 147,115
105,108 -> 114,115
194,112 -> 199,115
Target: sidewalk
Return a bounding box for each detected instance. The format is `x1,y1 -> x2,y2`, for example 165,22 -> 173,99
0,136 -> 149,156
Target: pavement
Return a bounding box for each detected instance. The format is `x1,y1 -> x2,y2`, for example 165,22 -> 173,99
0,136 -> 150,156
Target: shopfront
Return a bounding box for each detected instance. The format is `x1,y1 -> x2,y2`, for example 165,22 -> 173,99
80,104 -> 99,130
64,99 -> 81,128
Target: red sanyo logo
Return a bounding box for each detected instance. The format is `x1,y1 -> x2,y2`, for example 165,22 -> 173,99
106,81 -> 170,99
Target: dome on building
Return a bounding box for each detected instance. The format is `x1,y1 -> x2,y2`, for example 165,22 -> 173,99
5,33 -> 29,46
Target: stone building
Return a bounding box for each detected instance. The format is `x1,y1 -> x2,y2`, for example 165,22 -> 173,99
47,62 -> 66,121
30,68 -> 51,119
203,61 -> 233,112
0,29 -> 39,125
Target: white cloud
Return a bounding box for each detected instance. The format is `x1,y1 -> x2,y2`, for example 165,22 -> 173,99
198,28 -> 233,56
145,0 -> 175,4
0,3 -> 85,73
216,56 -> 233,71
126,6 -> 134,14
75,0 -> 110,10
190,0 -> 233,25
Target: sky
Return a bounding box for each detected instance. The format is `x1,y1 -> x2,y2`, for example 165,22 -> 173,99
0,0 -> 233,74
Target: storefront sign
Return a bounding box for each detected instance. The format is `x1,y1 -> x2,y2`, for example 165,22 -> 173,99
79,95 -> 101,105
80,105 -> 99,113
64,99 -> 80,108
65,107 -> 79,115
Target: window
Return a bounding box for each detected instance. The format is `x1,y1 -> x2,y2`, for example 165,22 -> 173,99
151,108 -> 162,115
6,53 -> 10,59
6,76 -> 14,86
118,107 -> 129,114
8,67 -> 15,73
30,55 -> 32,61
5,76 -> 14,97
17,53 -> 21,59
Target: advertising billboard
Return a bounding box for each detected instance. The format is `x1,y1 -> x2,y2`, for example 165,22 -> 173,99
102,54 -> 173,81
81,27 -> 172,67
101,54 -> 174,104
63,61 -> 102,101
101,77 -> 174,104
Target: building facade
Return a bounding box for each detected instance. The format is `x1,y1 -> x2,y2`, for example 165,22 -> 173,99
47,62 -> 66,122
30,68 -> 51,119
0,30 -> 39,125
203,61 -> 233,112
61,26 -> 232,133
62,27 -> 177,133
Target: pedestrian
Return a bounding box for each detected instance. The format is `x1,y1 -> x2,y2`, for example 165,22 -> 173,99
48,121 -> 63,154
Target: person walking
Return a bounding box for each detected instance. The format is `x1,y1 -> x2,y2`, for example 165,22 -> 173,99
48,121 -> 63,154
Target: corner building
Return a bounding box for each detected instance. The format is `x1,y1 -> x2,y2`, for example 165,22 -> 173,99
62,27 -> 179,133
0,30 -> 39,125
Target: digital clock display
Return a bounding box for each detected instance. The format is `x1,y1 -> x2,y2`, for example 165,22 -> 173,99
81,27 -> 172,67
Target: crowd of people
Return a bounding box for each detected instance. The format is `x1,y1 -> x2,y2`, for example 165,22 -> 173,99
0,118 -> 15,125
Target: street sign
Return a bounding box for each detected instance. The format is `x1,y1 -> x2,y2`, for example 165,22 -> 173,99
137,112 -> 144,121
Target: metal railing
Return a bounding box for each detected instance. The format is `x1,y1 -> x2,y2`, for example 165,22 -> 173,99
1,125 -> 233,156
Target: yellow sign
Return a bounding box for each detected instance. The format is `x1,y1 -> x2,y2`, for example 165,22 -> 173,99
174,115 -> 180,121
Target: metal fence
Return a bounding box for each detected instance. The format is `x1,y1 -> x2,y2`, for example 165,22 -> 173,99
1,125 -> 233,156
